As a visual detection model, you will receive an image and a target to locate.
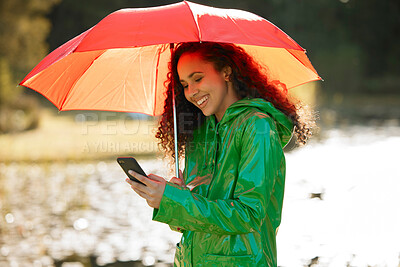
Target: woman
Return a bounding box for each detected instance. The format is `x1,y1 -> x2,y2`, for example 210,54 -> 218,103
126,42 -> 314,266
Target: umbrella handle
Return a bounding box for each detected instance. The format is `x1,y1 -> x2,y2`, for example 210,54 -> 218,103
172,88 -> 180,178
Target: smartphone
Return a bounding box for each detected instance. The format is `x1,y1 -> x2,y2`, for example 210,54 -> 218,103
117,157 -> 147,186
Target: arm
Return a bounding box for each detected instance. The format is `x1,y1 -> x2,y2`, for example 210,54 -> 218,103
153,116 -> 282,235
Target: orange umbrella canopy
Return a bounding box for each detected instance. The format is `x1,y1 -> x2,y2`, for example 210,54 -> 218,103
20,1 -> 321,116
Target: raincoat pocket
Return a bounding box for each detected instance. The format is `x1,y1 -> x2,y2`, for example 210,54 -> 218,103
174,243 -> 183,267
203,254 -> 254,266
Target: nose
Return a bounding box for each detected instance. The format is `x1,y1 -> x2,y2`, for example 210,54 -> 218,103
185,84 -> 199,98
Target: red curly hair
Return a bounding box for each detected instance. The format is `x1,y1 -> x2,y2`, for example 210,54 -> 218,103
155,42 -> 314,161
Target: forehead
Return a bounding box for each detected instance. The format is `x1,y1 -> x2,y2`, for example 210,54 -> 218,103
177,52 -> 216,78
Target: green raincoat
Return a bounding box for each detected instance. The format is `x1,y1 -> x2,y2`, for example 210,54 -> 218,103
153,98 -> 293,266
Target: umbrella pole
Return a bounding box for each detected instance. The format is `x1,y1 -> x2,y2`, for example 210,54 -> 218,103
172,89 -> 180,178
170,43 -> 180,179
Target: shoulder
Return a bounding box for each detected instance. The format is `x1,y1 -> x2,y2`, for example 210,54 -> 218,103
227,109 -> 278,151
233,107 -> 277,134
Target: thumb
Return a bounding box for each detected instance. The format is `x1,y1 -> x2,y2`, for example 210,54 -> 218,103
179,169 -> 183,179
148,174 -> 165,182
170,177 -> 185,187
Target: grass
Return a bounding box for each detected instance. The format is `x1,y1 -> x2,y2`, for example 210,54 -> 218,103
0,108 -> 161,163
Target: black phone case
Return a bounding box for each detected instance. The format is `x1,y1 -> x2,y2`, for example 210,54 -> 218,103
117,157 -> 147,186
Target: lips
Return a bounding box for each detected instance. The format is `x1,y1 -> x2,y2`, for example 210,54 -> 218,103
196,95 -> 209,108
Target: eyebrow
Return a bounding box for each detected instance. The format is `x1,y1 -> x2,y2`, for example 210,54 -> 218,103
180,72 -> 203,83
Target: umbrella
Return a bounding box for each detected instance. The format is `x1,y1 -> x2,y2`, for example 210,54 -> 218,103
19,1 -> 321,176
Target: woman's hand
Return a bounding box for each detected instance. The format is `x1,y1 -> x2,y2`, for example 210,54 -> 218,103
169,169 -> 185,187
126,170 -> 166,209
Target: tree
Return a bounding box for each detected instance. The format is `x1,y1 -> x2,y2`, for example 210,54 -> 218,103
0,0 -> 59,103
0,0 -> 58,133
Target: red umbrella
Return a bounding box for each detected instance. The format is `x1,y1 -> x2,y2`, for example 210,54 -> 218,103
20,1 -> 320,116
19,1 -> 321,175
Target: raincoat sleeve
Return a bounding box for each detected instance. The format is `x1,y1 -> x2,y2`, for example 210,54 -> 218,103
153,116 -> 282,234
168,225 -> 184,233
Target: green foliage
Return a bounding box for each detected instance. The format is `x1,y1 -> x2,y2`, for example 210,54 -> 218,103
0,57 -> 19,105
0,57 -> 14,105
0,0 -> 60,80
0,0 -> 57,132
314,44 -> 363,92
260,0 -> 400,93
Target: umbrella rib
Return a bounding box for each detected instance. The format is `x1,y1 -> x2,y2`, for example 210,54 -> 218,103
226,16 -> 256,45
59,50 -> 106,109
286,49 -> 321,79
123,48 -> 140,110
138,48 -> 151,112
153,46 -> 163,116
184,1 -> 202,41
122,53 -> 132,110
119,49 -> 140,111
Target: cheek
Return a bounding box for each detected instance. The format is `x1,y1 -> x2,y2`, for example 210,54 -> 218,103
183,90 -> 190,102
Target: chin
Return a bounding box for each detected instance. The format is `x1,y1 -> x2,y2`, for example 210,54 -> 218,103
201,111 -> 210,117
201,108 -> 213,117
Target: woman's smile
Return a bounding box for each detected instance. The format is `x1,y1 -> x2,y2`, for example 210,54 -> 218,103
196,95 -> 209,108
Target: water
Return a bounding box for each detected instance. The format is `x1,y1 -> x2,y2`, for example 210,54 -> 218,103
278,125 -> 400,267
0,125 -> 399,267
0,160 -> 180,267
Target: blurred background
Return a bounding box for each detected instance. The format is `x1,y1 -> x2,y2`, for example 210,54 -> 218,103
0,0 -> 399,266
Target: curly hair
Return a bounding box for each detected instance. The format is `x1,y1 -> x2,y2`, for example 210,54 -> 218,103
155,42 -> 315,161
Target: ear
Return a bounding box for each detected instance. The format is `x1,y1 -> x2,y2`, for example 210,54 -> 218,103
222,66 -> 232,81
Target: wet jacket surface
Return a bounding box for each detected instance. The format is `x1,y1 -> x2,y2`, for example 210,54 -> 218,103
153,98 -> 293,266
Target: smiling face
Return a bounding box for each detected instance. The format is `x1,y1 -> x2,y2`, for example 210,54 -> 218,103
177,52 -> 239,122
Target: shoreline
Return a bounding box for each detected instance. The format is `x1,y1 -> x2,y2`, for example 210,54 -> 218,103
0,108 -> 160,163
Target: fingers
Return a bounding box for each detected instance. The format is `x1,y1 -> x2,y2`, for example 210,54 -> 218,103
125,171 -> 166,209
170,169 -> 185,187
170,177 -> 185,187
170,177 -> 180,186
128,170 -> 150,186
128,179 -> 149,198
148,173 -> 165,182
128,170 -> 166,186
125,172 -> 151,197
125,178 -> 148,195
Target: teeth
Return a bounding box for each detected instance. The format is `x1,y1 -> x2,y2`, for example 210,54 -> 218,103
197,96 -> 209,106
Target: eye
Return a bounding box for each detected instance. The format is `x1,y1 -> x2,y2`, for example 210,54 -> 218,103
181,83 -> 188,90
195,77 -> 203,82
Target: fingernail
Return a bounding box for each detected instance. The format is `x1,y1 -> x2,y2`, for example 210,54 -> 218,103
128,170 -> 133,175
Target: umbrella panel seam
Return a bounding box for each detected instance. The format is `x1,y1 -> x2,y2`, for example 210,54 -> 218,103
59,50 -> 107,109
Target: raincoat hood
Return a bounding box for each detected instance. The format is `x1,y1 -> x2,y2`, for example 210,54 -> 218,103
213,98 -> 293,148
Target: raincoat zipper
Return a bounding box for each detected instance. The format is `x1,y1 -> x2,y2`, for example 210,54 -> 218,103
206,123 -> 220,198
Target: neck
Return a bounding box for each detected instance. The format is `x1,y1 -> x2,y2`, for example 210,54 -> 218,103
215,85 -> 239,122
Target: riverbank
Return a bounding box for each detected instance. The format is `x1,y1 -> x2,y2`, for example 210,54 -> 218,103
0,108 -> 160,163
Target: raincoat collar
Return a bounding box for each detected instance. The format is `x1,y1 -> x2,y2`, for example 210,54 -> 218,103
205,98 -> 294,148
